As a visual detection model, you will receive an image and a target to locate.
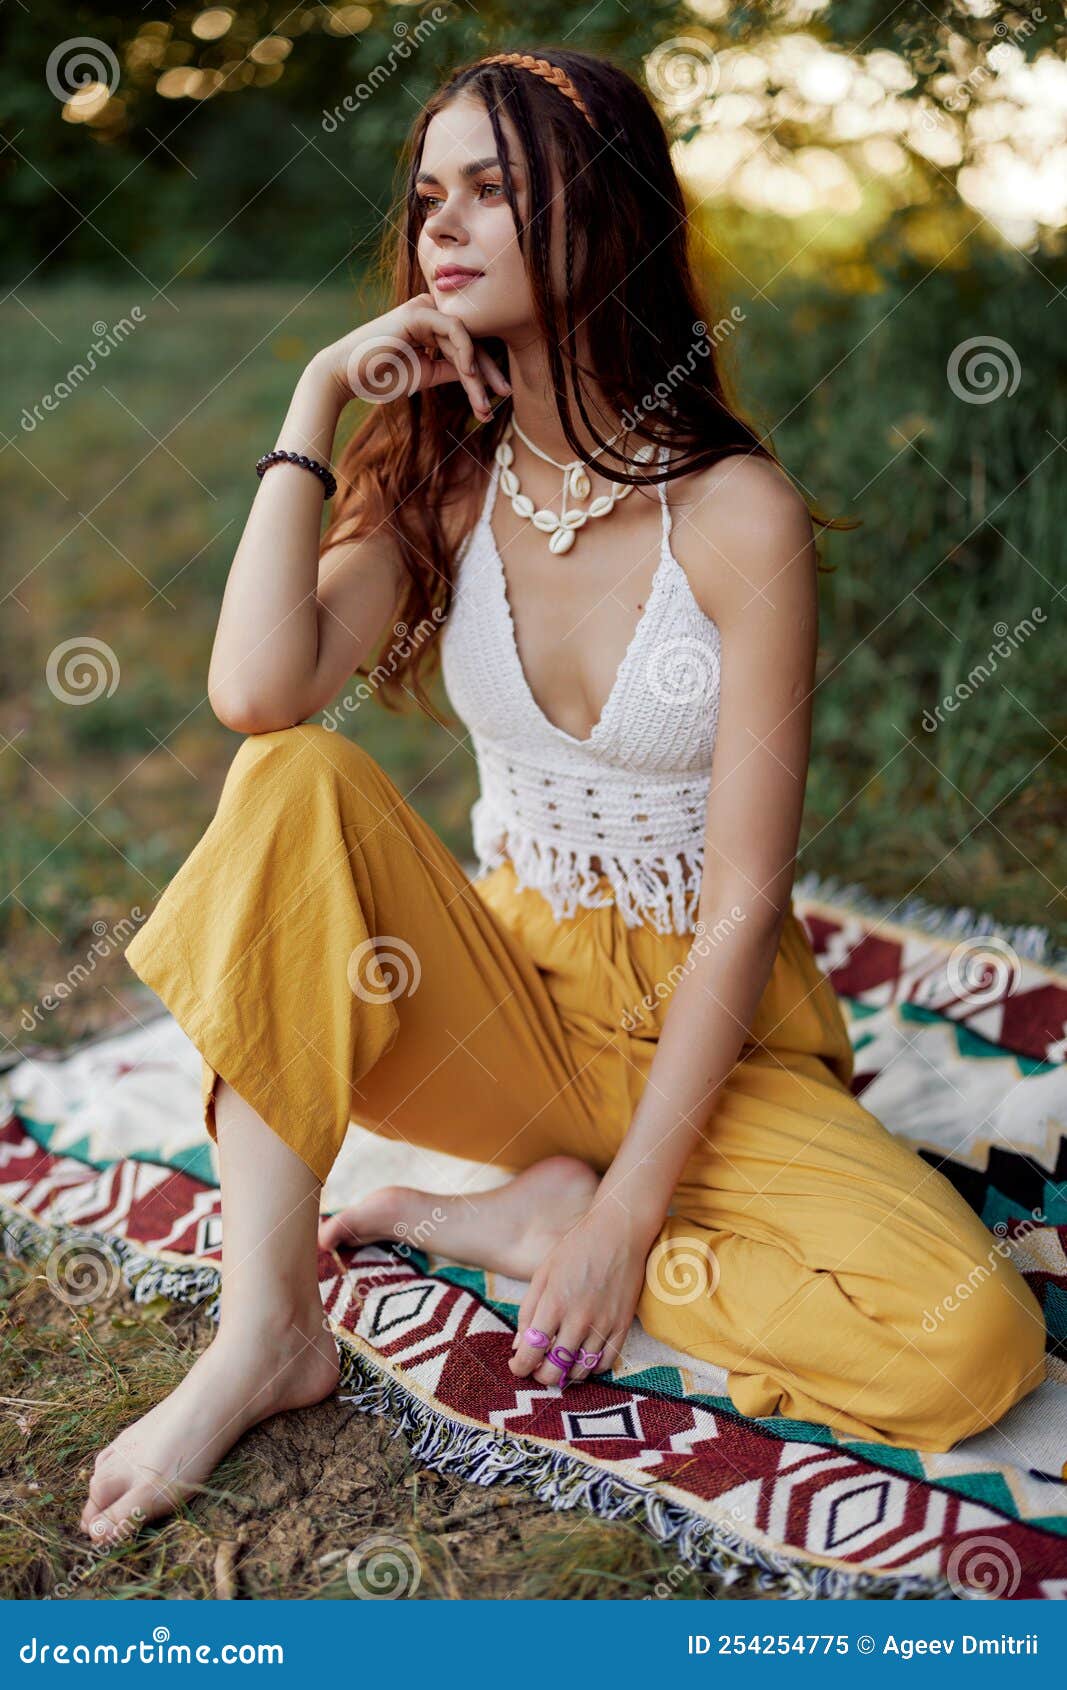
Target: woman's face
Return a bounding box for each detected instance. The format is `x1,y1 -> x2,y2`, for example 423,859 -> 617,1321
415,95 -> 560,341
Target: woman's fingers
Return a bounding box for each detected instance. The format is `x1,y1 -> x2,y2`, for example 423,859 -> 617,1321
510,1331 -> 551,1378
512,1271 -> 544,1355
533,1316 -> 587,1388
429,318 -> 488,418
562,1326 -> 611,1385
361,298 -> 508,419
510,1277 -> 558,1372
442,318 -> 478,379
406,302 -> 497,418
449,327 -> 498,418
510,1310 -> 625,1387
420,334 -> 489,419
475,344 -> 512,396
565,1326 -> 625,1384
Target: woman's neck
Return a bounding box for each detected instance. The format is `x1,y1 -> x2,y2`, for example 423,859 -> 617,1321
502,337 -> 627,465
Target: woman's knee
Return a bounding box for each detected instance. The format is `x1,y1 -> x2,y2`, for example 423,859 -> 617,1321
230,719 -> 357,767
225,721 -> 378,802
894,1255 -> 1046,1450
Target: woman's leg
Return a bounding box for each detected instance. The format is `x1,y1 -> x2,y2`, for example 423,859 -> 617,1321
636,1046 -> 1047,1452
124,722 -> 606,1184
89,724 -> 608,1535
82,1078 -> 338,1539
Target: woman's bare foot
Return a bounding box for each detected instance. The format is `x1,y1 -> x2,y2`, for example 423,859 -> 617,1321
80,1306 -> 339,1541
318,1154 -> 599,1280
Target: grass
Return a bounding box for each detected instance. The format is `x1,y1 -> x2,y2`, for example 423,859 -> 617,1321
0,1256 -> 767,1601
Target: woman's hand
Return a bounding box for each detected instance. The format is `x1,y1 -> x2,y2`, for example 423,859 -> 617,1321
508,1208 -> 656,1388
312,295 -> 511,423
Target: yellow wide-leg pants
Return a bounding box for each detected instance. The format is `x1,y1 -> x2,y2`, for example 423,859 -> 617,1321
124,723 -> 1046,1453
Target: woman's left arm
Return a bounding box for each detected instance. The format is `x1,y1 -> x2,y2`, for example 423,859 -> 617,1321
510,456 -> 821,1387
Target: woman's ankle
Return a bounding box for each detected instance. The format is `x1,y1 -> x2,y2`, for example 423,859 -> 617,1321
216,1288 -> 327,1345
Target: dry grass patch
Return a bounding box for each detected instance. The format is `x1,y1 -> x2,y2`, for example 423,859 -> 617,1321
0,1255 -> 763,1600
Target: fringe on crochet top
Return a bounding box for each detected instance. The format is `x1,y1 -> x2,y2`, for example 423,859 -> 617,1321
440,443 -> 722,936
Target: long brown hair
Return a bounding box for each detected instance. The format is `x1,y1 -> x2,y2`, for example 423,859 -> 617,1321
322,45 -> 839,725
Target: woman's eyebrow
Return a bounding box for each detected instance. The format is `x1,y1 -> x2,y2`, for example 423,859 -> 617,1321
415,155 -> 515,185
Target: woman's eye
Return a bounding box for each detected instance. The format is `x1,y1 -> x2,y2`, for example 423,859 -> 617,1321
419,181 -> 504,213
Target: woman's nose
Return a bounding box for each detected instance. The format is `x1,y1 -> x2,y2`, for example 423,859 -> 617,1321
424,195 -> 469,243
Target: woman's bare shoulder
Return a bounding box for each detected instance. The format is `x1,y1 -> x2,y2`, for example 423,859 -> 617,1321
666,450 -> 815,628
668,449 -> 810,533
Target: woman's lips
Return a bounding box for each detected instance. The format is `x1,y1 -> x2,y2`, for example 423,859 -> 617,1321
435,270 -> 484,293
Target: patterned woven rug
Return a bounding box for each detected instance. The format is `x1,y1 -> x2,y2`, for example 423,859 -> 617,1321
3,873 -> 1066,1601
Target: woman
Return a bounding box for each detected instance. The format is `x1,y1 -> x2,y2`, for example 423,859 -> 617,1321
83,47 -> 1045,1540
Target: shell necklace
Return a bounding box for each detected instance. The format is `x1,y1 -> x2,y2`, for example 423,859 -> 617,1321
494,417 -> 657,556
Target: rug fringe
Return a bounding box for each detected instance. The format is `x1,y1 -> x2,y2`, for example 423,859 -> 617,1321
1,1207 -> 222,1317
0,1200 -> 958,1602
793,869 -> 1067,976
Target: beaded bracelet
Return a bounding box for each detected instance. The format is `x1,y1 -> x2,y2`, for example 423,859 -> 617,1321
255,448 -> 337,500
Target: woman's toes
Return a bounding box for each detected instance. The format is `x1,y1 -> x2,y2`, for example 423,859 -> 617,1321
96,1484 -> 157,1541
85,1508 -> 122,1544
81,1453 -> 129,1536
86,1500 -> 132,1544
318,1212 -> 357,1251
82,1491 -> 127,1540
318,1189 -> 407,1251
84,1469 -> 175,1542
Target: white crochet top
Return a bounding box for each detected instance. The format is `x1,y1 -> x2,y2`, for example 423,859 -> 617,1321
439,444 -> 722,935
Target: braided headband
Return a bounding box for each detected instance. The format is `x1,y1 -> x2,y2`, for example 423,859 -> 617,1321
478,52 -> 598,132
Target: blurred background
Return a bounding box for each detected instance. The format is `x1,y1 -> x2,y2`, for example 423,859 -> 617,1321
3,0 -> 1065,1052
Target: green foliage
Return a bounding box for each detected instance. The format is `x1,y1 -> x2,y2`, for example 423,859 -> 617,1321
730,241 -> 1066,922
1,1 -> 680,283
4,2 -> 1064,284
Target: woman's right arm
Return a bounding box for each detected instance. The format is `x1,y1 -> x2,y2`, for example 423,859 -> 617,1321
207,346 -> 393,735
207,300 -> 510,735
